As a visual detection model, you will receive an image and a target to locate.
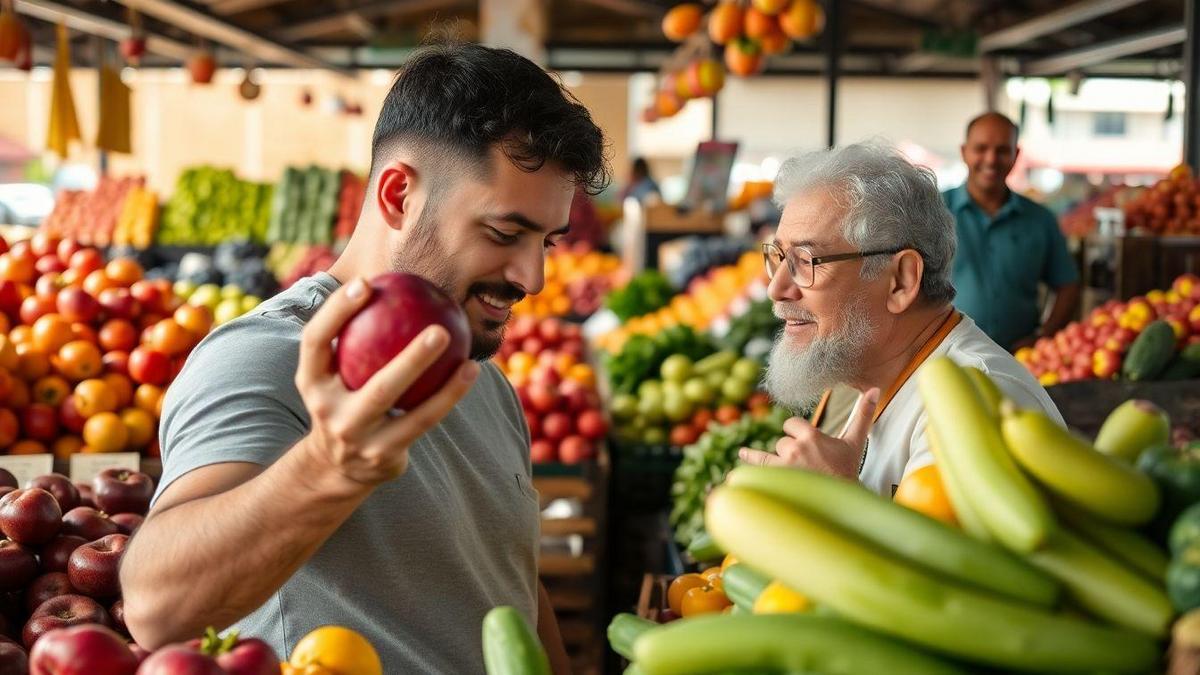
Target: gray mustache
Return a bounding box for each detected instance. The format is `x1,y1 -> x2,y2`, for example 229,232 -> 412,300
773,303 -> 816,323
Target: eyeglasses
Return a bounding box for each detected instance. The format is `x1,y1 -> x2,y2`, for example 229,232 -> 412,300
761,241 -> 906,288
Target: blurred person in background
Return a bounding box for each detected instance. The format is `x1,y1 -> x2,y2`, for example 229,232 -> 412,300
943,112 -> 1080,352
620,156 -> 661,204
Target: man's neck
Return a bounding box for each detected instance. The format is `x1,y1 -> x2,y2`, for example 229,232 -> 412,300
966,182 -> 1009,217
849,303 -> 955,398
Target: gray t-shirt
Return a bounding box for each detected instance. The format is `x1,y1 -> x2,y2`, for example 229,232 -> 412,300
154,272 -> 539,674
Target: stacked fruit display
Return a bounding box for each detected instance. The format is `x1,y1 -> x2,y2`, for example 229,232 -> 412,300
266,165 -> 341,245
1017,273 -> 1200,385
612,362 -> 1191,673
158,167 -> 273,246
1124,164 -> 1200,236
595,252 -> 765,354
0,233 -> 214,458
0,468 -> 153,663
40,177 -> 145,248
495,317 -> 606,464
510,244 -> 626,319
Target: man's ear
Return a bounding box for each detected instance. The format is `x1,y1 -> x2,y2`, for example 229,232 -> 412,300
375,161 -> 419,232
887,250 -> 924,314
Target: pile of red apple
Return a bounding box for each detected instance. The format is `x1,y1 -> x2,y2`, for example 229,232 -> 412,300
1018,273 -> 1200,385
1124,165 -> 1200,236
496,317 -> 607,464
0,232 -> 214,460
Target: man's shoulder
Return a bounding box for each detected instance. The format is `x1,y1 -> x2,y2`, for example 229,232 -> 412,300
1011,192 -> 1057,224
941,318 -> 1064,421
941,184 -> 967,209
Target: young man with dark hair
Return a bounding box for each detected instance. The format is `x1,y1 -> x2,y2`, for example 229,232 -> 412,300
120,44 -> 608,674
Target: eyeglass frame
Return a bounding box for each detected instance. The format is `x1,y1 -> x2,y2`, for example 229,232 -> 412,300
761,241 -> 909,288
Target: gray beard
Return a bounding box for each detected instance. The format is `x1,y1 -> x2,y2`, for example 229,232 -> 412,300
764,297 -> 877,413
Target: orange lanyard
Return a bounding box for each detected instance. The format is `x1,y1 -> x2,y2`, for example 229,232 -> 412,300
810,310 -> 963,428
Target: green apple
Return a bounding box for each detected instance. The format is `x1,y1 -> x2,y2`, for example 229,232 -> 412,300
706,370 -> 727,390
663,391 -> 693,423
721,377 -> 754,405
241,295 -> 262,313
683,378 -> 715,406
637,379 -> 663,401
190,284 -> 222,310
638,395 -> 664,424
214,298 -> 242,326
661,380 -> 684,400
732,358 -> 763,383
173,280 -> 197,300
642,427 -> 667,446
611,394 -> 639,421
221,284 -> 245,301
660,354 -> 694,383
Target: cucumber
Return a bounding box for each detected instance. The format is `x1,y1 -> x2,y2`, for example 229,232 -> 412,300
686,531 -> 724,563
1026,528 -> 1173,637
633,613 -> 965,675
1161,342 -> 1200,381
721,563 -> 771,610
482,606 -> 550,675
1056,499 -> 1168,582
1123,320 -> 1177,381
916,357 -> 1055,553
725,466 -> 1059,607
607,613 -> 658,661
705,486 -> 1158,672
1000,403 -> 1159,526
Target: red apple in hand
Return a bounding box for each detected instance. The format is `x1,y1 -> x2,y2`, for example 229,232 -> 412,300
23,594 -> 110,648
67,534 -> 127,598
0,489 -> 62,545
137,645 -> 224,675
92,469 -> 154,516
26,474 -> 80,513
39,534 -> 87,574
0,539 -> 37,591
336,273 -> 471,412
24,572 -> 74,613
28,623 -> 136,674
61,507 -> 118,542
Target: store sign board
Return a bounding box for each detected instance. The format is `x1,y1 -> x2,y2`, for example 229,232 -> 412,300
0,455 -> 54,488
70,453 -> 141,484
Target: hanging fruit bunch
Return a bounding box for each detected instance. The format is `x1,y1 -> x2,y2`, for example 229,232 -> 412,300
119,7 -> 146,66
187,47 -> 216,85
0,0 -> 31,68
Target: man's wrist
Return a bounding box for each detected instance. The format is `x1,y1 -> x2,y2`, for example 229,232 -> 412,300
283,436 -> 376,505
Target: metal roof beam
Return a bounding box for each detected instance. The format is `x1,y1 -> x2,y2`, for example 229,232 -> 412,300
207,0 -> 293,15
980,0 -> 1150,52
111,0 -> 354,76
1023,24 -> 1184,75
274,0 -> 459,42
13,0 -> 193,60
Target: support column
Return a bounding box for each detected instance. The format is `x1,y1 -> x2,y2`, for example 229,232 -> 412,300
1184,0 -> 1199,168
825,0 -> 842,148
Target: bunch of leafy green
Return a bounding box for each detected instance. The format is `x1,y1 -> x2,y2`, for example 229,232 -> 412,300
604,270 -> 675,322
604,325 -> 716,396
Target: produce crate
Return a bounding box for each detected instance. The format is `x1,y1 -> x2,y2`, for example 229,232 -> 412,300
1047,378 -> 1200,438
534,449 -> 610,675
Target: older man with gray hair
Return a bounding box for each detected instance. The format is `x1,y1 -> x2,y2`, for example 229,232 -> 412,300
740,141 -> 1065,496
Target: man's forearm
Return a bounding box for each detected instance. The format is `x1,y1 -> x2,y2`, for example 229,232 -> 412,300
1041,282 -> 1081,337
120,440 -> 370,648
537,581 -> 570,674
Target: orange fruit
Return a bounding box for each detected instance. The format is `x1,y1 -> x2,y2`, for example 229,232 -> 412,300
0,254 -> 35,284
8,325 -> 31,346
98,319 -> 138,353
83,412 -> 129,453
69,322 -> 97,345
103,373 -> 134,409
681,585 -> 731,617
104,258 -> 143,286
134,384 -> 164,417
119,407 -> 155,449
73,378 -> 118,418
565,363 -> 595,388
173,304 -> 213,338
82,270 -> 116,297
5,379 -> 29,408
147,319 -> 193,356
288,626 -> 382,675
0,313 -> 10,335
15,344 -> 50,382
894,463 -> 958,526
54,341 -> 103,381
0,334 -> 17,372
666,573 -> 708,615
52,435 -> 84,460
9,439 -> 47,455
0,409 -> 17,448
31,314 -> 73,354
32,375 -> 71,407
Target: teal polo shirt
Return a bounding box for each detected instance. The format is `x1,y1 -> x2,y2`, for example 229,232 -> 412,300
943,185 -> 1079,350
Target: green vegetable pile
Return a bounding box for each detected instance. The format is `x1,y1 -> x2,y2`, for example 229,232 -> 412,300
603,270 -> 675,322
719,298 -> 781,358
266,165 -> 341,245
159,167 -> 273,245
669,407 -> 790,549
603,325 -> 715,396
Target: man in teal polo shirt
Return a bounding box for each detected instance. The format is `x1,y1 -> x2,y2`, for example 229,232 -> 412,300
944,112 -> 1080,351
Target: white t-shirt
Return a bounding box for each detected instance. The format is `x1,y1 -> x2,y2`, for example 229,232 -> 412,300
858,315 -> 1065,497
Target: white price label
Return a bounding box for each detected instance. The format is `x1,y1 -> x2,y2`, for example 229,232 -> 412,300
69,453 -> 141,484
0,455 -> 55,489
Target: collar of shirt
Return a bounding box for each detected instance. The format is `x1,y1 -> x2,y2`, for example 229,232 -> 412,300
948,184 -> 1025,225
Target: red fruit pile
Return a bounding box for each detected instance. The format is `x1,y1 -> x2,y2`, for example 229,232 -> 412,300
1124,165 -> 1200,236
496,317 -> 606,464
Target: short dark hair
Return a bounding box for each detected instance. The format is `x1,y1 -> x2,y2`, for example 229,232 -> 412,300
370,43 -> 610,195
965,111 -> 1019,142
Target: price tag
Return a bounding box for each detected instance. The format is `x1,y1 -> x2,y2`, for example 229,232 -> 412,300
69,453 -> 141,484
0,455 -> 54,488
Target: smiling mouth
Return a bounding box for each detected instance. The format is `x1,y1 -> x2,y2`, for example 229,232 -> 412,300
475,292 -> 514,311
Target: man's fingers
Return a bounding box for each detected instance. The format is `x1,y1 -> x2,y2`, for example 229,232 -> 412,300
783,416 -> 816,439
298,278 -> 371,385
738,448 -> 785,467
839,387 -> 881,450
378,360 -> 480,447
346,325 -> 453,423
